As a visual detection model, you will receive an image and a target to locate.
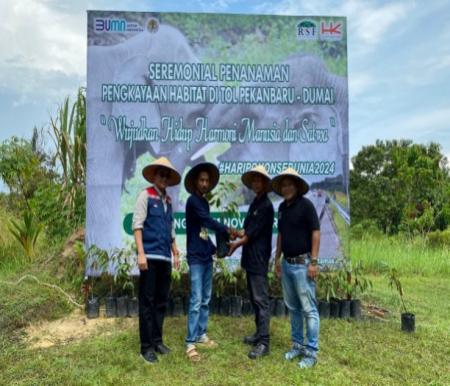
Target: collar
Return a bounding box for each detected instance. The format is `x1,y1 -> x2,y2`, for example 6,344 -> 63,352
148,186 -> 171,204
285,193 -> 301,207
253,192 -> 267,204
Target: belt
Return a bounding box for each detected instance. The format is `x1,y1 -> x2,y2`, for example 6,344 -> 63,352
284,253 -> 309,265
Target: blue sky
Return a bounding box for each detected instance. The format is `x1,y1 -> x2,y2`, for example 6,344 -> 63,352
0,0 -> 449,180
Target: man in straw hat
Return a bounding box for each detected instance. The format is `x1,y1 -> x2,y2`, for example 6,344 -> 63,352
183,162 -> 238,362
228,165 -> 274,359
272,167 -> 321,369
132,156 -> 181,364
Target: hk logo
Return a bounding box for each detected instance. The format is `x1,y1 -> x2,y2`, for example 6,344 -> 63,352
320,21 -> 343,40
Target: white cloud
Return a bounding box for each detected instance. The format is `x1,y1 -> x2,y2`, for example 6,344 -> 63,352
0,0 -> 86,104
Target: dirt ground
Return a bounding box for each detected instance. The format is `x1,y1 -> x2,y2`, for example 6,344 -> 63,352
24,308 -> 137,349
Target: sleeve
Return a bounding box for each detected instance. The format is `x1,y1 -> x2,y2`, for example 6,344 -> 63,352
192,196 -> 228,233
245,202 -> 274,241
132,190 -> 148,230
171,222 -> 176,241
305,199 -> 320,231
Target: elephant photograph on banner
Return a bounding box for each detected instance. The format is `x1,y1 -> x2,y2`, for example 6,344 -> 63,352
86,12 -> 349,274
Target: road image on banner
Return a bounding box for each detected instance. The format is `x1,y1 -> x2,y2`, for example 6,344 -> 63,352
86,11 -> 349,274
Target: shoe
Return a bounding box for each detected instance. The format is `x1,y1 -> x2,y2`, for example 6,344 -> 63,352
196,334 -> 218,348
298,356 -> 317,369
284,343 -> 306,361
248,343 -> 269,359
243,333 -> 259,345
141,349 -> 158,364
155,343 -> 171,355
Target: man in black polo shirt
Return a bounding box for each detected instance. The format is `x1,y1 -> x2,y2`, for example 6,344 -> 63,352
272,167 -> 321,369
228,165 -> 274,359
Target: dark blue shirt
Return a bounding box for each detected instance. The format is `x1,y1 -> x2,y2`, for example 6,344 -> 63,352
186,193 -> 228,265
241,193 -> 275,275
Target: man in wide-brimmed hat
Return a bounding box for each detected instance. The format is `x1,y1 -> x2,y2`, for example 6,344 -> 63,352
132,156 -> 181,364
183,162 -> 237,362
228,165 -> 274,359
272,167 -> 321,369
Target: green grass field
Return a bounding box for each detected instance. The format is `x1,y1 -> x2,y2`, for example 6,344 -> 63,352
1,205 -> 449,385
1,274 -> 449,385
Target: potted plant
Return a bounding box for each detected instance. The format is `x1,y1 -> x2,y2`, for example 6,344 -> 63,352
206,180 -> 240,258
267,262 -> 285,317
170,259 -> 185,317
85,245 -> 102,319
213,259 -> 232,316
317,271 -> 336,319
387,268 -> 415,332
229,268 -> 245,317
101,248 -> 120,318
114,249 -> 133,317
349,261 -> 372,319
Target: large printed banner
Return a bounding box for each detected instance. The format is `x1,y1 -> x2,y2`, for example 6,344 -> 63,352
86,11 -> 349,273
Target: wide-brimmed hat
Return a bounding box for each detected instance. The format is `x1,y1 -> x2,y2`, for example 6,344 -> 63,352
142,157 -> 181,186
241,165 -> 272,192
184,162 -> 220,194
271,167 -> 309,196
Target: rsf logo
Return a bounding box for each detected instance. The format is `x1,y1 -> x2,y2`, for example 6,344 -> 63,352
296,19 -> 318,41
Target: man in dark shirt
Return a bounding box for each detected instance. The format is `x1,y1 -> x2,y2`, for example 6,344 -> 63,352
228,165 -> 274,359
184,162 -> 236,362
273,167 -> 321,369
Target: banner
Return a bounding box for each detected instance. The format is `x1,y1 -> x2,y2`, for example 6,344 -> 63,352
86,11 -> 349,274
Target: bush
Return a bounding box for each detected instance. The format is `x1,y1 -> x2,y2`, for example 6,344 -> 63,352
350,219 -> 382,239
427,228 -> 450,248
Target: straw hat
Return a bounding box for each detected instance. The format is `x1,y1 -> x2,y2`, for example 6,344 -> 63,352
184,162 -> 220,194
142,157 -> 181,186
271,167 -> 309,196
241,165 -> 272,192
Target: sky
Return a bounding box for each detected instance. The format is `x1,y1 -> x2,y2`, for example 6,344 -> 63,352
0,0 -> 449,185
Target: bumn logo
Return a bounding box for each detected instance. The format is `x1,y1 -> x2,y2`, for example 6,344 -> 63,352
95,18 -> 126,32
94,17 -> 144,33
297,19 -> 318,41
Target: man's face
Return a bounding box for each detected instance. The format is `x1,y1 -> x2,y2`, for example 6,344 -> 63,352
251,175 -> 265,195
280,177 -> 298,201
154,167 -> 170,191
196,171 -> 210,194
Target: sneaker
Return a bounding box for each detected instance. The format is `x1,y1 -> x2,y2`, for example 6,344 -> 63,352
298,356 -> 317,369
243,333 -> 259,346
141,349 -> 158,364
155,343 -> 171,355
284,343 -> 306,361
196,334 -> 218,348
248,343 -> 269,359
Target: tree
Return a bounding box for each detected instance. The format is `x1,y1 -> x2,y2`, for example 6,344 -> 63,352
350,140 -> 450,234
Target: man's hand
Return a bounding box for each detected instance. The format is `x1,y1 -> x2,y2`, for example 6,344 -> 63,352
275,259 -> 282,279
227,241 -> 240,256
172,245 -> 180,270
229,227 -> 239,240
307,262 -> 319,281
138,253 -> 148,271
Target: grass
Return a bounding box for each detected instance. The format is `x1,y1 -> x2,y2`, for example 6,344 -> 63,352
351,233 -> 450,277
1,205 -> 449,384
0,273 -> 449,385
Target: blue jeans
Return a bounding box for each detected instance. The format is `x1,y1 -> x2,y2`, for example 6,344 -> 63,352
281,258 -> 320,357
185,262 -> 213,345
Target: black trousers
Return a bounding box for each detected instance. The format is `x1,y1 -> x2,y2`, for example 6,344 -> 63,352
246,271 -> 270,346
138,259 -> 171,354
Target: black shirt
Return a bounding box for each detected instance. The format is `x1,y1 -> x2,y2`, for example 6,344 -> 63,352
241,193 -> 275,275
278,195 -> 320,257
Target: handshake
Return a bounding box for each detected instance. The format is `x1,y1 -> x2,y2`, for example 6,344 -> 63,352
227,228 -> 247,256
